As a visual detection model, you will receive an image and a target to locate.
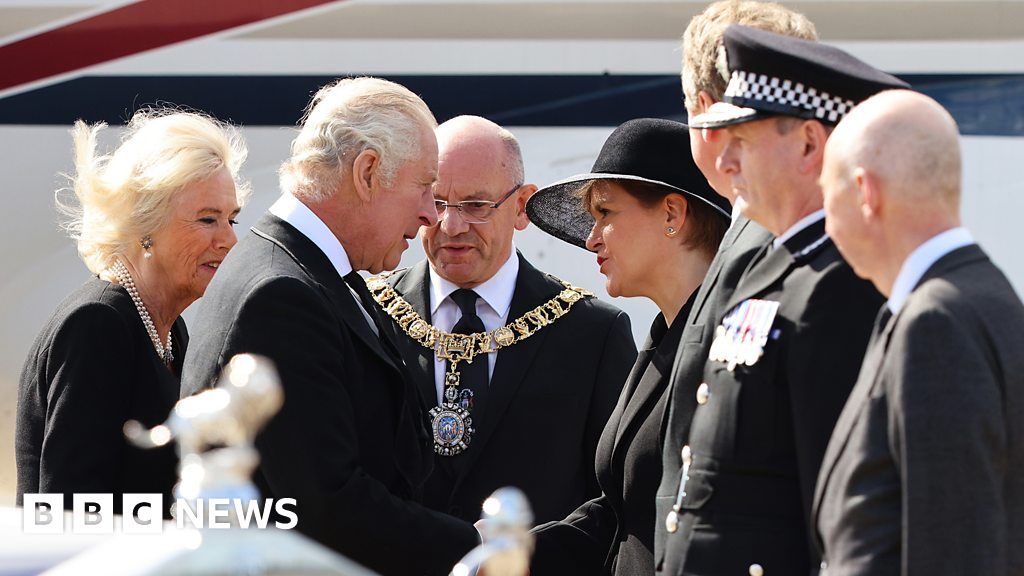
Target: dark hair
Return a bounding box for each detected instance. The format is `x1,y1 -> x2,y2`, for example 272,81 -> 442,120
578,179 -> 728,258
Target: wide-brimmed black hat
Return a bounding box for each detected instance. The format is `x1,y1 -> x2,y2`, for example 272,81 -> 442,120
690,25 -> 910,129
526,118 -> 731,250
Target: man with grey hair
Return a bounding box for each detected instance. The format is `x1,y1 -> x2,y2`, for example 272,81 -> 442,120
814,89 -> 1024,575
657,2 -> 819,571
378,115 -> 634,525
181,77 -> 478,575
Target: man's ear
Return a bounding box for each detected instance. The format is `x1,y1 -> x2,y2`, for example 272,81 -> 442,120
351,148 -> 380,203
696,90 -> 716,115
798,120 -> 830,176
854,166 -> 883,222
514,184 -> 538,231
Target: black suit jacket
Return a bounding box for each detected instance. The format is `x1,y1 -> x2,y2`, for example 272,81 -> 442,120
17,277 -> 186,515
387,255 -> 636,524
656,216 -> 773,570
661,218 -> 884,576
531,294 -> 691,576
813,244 -> 1024,576
180,214 -> 477,576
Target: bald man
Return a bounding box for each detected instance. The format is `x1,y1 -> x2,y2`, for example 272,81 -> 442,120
377,116 -> 635,525
814,90 -> 1024,575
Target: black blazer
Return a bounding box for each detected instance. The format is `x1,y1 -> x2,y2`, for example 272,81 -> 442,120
813,245 -> 1024,576
17,277 -> 186,515
387,255 -> 636,524
661,219 -> 885,576
180,214 -> 477,576
532,293 -> 691,576
656,216 -> 773,570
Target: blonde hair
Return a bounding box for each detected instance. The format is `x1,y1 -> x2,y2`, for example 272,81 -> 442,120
279,77 -> 437,202
60,109 -> 249,274
681,0 -> 818,115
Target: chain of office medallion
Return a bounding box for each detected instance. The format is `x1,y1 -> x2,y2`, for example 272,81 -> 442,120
365,272 -> 593,364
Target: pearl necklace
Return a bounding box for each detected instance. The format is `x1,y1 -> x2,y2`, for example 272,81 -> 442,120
109,260 -> 173,365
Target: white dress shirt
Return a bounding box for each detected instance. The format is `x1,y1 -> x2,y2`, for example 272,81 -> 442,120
773,209 -> 826,249
268,193 -> 378,334
887,227 -> 974,314
427,248 -> 519,404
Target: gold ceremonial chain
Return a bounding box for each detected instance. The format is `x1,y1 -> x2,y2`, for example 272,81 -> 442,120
365,272 -> 593,456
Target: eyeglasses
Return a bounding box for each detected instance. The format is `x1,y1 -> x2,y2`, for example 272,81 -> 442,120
433,183 -> 522,224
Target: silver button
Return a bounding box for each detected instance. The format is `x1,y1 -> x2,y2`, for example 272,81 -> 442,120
749,564 -> 764,576
696,382 -> 710,404
665,510 -> 679,533
681,445 -> 691,463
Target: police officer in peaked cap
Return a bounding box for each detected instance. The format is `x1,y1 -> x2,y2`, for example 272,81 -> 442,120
658,24 -> 908,576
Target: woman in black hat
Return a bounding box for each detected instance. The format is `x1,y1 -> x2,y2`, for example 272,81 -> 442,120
526,118 -> 730,575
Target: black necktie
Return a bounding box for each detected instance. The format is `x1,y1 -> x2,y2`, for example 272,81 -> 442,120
344,271 -> 401,360
449,289 -> 489,424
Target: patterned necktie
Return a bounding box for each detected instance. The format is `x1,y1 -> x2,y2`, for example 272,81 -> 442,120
449,288 -> 489,425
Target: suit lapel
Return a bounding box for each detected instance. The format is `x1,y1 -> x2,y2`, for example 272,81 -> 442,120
450,255 -> 554,491
251,215 -> 400,374
723,238 -> 792,313
811,244 -> 988,538
611,308 -> 687,463
252,214 -> 433,489
392,261 -> 438,407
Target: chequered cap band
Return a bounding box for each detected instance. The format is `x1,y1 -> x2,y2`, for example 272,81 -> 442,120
724,70 -> 856,123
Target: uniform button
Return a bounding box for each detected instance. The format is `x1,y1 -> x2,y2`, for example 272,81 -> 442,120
681,445 -> 691,463
696,382 -> 710,404
665,510 -> 679,533
749,564 -> 764,576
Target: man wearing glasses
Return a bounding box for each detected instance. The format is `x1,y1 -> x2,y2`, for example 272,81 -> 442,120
381,115 -> 636,524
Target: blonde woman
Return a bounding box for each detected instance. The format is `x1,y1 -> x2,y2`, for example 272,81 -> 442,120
16,109 -> 248,515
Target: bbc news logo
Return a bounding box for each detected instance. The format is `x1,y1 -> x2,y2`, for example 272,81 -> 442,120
23,494 -> 298,534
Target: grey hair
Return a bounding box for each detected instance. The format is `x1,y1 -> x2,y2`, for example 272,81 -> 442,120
681,0 -> 818,115
59,109 -> 249,274
498,127 -> 525,184
279,77 -> 438,202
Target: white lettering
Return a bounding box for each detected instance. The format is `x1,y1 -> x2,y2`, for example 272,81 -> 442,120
275,498 -> 298,530
176,499 -> 203,530
72,494 -> 112,534
233,499 -> 273,529
207,498 -> 231,529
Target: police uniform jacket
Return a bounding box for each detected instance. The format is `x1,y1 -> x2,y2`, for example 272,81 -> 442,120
662,217 -> 884,576
813,243 -> 1024,576
656,216 -> 773,571
180,214 -> 478,576
386,254 -> 635,524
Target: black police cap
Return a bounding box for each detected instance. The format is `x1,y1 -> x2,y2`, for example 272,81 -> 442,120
690,24 -> 910,129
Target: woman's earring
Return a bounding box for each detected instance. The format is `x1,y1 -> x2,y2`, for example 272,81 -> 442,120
666,227 -> 677,237
141,236 -> 153,259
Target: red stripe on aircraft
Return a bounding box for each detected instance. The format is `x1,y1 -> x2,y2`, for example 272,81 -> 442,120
0,0 -> 339,93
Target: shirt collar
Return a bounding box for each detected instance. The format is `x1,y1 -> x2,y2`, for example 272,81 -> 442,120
887,227 -> 974,314
773,209 -> 826,249
268,193 -> 353,278
429,246 -> 520,317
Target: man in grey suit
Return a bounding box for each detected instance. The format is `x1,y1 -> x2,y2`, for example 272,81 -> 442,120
814,89 -> 1024,575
